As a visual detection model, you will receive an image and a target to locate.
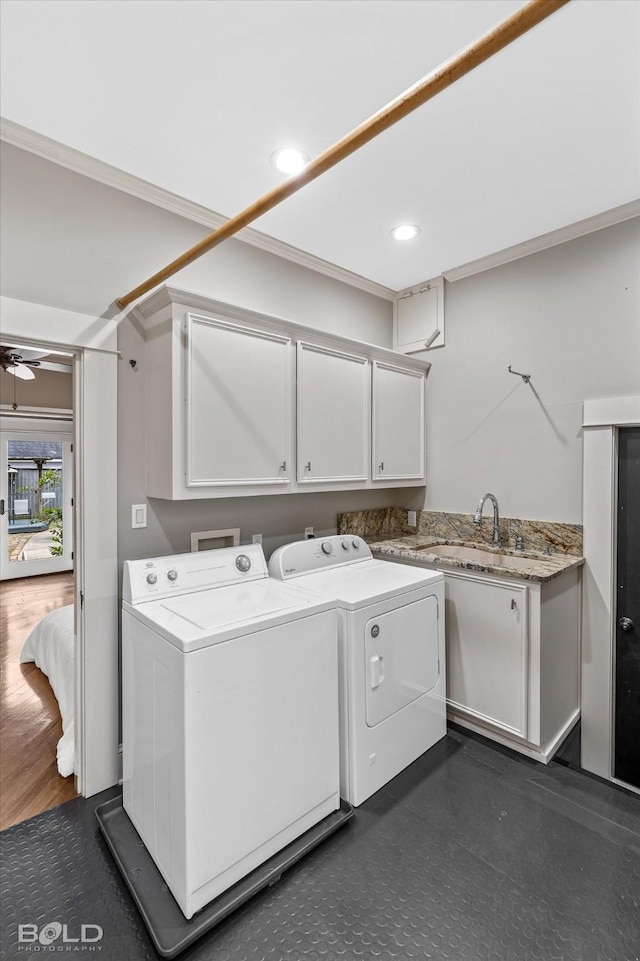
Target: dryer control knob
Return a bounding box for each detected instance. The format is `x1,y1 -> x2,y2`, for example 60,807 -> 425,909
235,554 -> 252,573
321,541 -> 334,556
341,539 -> 350,551
167,569 -> 178,581
146,572 -> 158,585
352,539 -> 360,549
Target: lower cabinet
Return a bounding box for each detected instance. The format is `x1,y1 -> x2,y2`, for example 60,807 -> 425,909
444,567 -> 581,762
446,575 -> 528,738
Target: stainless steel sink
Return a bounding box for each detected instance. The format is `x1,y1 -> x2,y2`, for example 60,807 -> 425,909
419,543 -> 546,572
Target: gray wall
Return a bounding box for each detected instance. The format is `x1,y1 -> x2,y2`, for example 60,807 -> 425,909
423,218 -> 640,524
0,144 -> 407,563
3,143 -> 638,546
0,144 -> 391,343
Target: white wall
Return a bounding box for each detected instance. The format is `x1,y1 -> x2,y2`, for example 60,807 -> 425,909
423,217 -> 640,523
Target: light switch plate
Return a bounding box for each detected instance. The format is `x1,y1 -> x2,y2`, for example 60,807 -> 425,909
131,504 -> 147,529
408,510 -> 417,527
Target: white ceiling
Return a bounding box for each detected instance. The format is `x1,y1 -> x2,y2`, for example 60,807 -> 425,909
1,0 -> 638,292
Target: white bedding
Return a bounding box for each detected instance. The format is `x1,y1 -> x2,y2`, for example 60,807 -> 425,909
20,604 -> 75,778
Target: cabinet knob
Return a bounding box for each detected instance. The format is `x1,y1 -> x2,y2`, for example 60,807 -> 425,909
619,617 -> 634,633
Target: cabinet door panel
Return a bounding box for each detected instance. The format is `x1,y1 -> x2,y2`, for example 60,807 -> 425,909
186,315 -> 291,486
445,573 -> 528,737
297,343 -> 369,483
372,363 -> 425,481
394,277 -> 444,354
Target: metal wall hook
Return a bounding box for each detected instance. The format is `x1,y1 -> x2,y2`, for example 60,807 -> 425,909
508,365 -> 531,384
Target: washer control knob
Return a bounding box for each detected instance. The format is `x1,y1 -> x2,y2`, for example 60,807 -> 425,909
146,572 -> 158,585
341,539 -> 350,551
167,569 -> 178,581
235,554 -> 252,573
352,538 -> 360,549
321,541 -> 334,556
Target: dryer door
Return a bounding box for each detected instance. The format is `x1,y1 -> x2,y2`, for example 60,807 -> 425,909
365,595 -> 439,727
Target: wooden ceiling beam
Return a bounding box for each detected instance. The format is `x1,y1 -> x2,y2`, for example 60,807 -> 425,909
116,0 -> 571,310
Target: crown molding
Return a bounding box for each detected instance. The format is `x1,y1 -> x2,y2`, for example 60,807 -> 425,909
132,284 -> 431,374
443,200 -> 640,283
0,117 -> 395,302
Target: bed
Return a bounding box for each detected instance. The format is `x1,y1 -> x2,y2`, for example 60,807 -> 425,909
20,604 -> 75,778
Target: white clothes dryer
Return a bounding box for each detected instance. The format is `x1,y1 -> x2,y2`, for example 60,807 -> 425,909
121,544 -> 340,919
269,535 -> 445,806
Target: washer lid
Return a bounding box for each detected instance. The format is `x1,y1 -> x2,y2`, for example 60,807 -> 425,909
162,579 -> 313,630
124,580 -> 334,651
283,559 -> 443,610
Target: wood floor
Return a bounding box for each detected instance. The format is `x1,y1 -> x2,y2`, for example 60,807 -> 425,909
0,571 -> 77,831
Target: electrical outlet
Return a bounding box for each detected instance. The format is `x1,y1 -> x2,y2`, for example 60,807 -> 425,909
305,527 -> 314,539
408,511 -> 417,528
251,534 -> 263,545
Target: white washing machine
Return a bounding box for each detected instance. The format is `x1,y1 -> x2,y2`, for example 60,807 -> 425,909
121,544 -> 340,919
269,535 -> 446,806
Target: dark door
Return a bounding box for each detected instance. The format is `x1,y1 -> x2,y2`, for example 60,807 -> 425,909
614,426 -> 640,788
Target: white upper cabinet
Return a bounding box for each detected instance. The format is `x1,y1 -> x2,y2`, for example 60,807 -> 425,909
135,288 -> 429,499
394,276 -> 444,354
296,342 -> 369,485
372,362 -> 426,482
186,315 -> 291,488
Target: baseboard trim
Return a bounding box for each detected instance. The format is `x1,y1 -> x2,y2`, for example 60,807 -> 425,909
447,708 -> 581,765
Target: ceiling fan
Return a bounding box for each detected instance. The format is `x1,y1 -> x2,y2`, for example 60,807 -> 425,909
0,346 -> 73,380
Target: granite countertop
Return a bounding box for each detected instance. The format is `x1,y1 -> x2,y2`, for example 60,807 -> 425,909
366,533 -> 584,583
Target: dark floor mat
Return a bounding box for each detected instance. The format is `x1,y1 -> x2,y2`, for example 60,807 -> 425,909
95,795 -> 353,958
2,730 -> 639,961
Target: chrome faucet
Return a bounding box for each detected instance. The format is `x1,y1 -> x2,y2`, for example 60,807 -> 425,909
474,493 -> 500,546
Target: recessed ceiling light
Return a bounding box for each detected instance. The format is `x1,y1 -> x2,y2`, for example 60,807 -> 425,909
391,224 -> 422,241
270,147 -> 310,175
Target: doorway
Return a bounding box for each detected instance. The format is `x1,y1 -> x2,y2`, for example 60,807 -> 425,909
1,429 -> 73,580
1,297 -> 120,803
581,395 -> 640,791
0,341 -> 76,824
614,426 -> 640,789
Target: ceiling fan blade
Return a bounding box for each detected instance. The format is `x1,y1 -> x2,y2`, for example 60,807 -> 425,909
9,347 -> 49,362
5,364 -> 35,380
38,361 -> 73,374
24,351 -> 50,362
